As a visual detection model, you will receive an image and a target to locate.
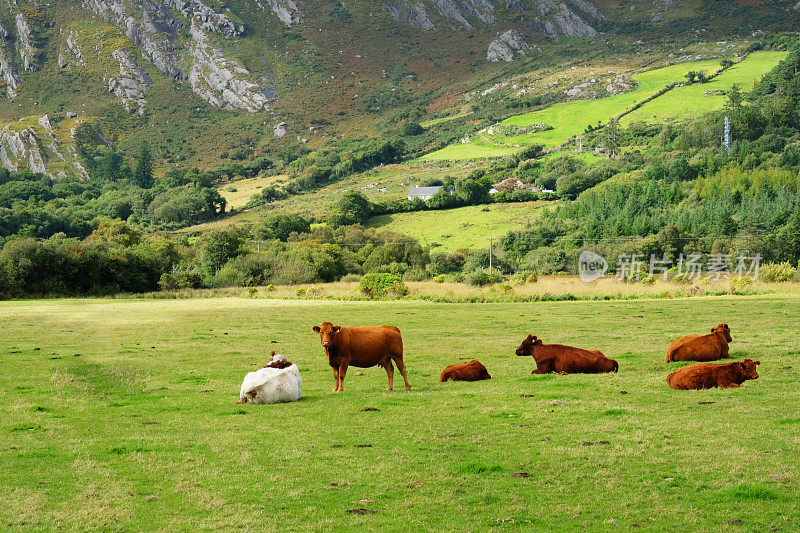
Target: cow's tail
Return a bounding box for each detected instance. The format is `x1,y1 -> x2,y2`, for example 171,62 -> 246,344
612,360 -> 619,373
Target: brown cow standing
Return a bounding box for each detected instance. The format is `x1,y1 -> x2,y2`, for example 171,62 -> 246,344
667,359 -> 760,390
515,335 -> 618,374
312,322 -> 410,392
666,324 -> 732,363
440,360 -> 491,382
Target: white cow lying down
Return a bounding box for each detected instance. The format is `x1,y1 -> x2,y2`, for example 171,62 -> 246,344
238,353 -> 302,404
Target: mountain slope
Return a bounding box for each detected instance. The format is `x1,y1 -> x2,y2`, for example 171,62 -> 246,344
0,0 -> 798,177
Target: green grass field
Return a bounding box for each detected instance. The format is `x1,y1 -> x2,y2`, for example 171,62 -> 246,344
620,51 -> 789,126
1,294 -> 799,530
421,52 -> 787,162
366,201 -> 551,250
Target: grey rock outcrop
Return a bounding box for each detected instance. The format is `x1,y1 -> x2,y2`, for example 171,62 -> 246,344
256,0 -> 302,27
0,48 -> 20,98
188,22 -> 273,112
85,0 -> 183,79
66,32 -> 86,67
15,14 -> 40,71
109,49 -> 153,114
388,0 -> 604,36
164,0 -> 244,35
0,126 -> 47,175
507,0 -> 603,38
487,29 -> 530,61
384,1 -> 435,30
434,0 -> 473,29
274,122 -> 288,137
461,0 -> 496,24
0,21 -> 9,40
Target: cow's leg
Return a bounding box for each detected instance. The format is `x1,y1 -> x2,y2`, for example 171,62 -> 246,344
383,359 -> 395,391
532,359 -> 553,374
721,382 -> 740,388
394,357 -> 411,391
337,362 -> 349,392
332,367 -> 340,392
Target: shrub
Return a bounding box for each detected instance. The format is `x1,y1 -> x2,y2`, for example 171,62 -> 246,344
465,270 -> 502,287
758,261 -> 798,282
359,272 -> 409,298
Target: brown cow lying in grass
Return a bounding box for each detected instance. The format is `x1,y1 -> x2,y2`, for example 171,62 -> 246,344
666,323 -> 732,363
312,322 -> 410,392
515,335 -> 618,374
667,359 -> 760,390
440,360 -> 491,382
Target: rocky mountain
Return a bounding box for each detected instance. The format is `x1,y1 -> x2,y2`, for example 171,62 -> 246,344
0,0 -> 798,176
385,0 -> 605,37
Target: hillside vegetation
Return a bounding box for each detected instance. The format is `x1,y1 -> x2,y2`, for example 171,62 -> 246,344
421,51 -> 787,160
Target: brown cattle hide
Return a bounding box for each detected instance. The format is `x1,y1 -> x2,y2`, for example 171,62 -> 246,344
666,324 -> 732,363
667,359 -> 760,390
312,322 -> 410,392
440,360 -> 491,382
516,335 -> 618,374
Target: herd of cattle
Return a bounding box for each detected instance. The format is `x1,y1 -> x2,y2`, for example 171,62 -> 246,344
311,321 -> 761,391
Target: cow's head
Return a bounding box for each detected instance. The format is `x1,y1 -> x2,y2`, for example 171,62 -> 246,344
312,322 -> 341,348
516,335 -> 543,356
713,323 -> 732,343
739,359 -> 760,380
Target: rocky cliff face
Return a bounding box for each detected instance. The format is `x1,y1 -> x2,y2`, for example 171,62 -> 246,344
0,22 -> 21,99
81,0 -> 278,112
14,13 -> 40,72
256,0 -> 301,27
487,30 -> 531,61
187,21 -> 273,112
1,125 -> 48,175
164,0 -> 244,35
109,49 -> 153,114
0,115 -> 90,178
85,0 -> 184,79
385,0 -> 604,37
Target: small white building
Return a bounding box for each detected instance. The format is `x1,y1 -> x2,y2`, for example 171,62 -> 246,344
407,186 -> 442,201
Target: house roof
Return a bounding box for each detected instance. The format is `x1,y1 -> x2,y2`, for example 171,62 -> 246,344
407,186 -> 441,196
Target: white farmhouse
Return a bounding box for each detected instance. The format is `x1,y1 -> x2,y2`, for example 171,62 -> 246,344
407,186 -> 442,201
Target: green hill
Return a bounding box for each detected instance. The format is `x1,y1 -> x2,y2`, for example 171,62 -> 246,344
421,51 -> 787,161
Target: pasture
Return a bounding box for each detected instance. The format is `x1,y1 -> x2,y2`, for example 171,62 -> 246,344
2,294 -> 799,531
620,51 -> 789,126
366,201 -> 551,251
421,52 -> 787,161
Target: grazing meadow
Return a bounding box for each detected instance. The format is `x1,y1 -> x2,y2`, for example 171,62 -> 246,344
421,52 -> 787,161
2,293 -> 799,530
365,201 -> 551,251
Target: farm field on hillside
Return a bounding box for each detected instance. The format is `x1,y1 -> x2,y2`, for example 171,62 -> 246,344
256,163 -> 480,217
1,295 -> 799,530
421,52 -> 786,161
218,174 -> 288,210
620,51 -> 788,126
366,201 -> 551,250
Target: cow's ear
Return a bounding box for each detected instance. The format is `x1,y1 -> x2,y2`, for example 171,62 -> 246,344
333,326 -> 341,333
270,350 -> 276,356
754,360 -> 760,366
312,325 -> 321,333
